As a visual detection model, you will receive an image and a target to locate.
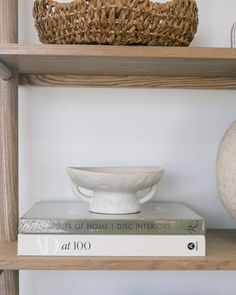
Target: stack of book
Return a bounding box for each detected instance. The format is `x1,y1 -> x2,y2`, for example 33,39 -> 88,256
18,201 -> 206,256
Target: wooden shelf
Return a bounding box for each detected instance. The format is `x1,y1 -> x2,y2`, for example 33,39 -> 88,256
0,230 -> 236,271
0,45 -> 236,88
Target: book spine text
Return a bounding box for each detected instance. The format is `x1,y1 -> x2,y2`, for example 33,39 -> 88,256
19,219 -> 205,235
18,234 -> 205,257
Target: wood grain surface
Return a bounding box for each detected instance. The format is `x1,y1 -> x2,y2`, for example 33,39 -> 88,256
0,230 -> 235,271
0,45 -> 236,78
0,62 -> 12,80
0,76 -> 18,240
0,1 -> 19,295
20,74 -> 236,89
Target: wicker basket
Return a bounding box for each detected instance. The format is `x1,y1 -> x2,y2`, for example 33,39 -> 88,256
33,0 -> 198,46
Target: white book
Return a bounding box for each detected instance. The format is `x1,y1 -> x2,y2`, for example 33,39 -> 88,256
18,234 -> 205,257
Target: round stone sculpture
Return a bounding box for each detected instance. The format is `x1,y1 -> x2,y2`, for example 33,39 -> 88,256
217,120 -> 236,219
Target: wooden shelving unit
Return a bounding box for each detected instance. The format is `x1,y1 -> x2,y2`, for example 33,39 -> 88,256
1,1 -> 236,295
0,230 -> 236,271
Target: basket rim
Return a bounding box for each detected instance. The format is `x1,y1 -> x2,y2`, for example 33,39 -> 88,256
35,0 -> 196,8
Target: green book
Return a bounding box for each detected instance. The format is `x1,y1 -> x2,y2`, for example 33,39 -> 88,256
19,201 -> 205,235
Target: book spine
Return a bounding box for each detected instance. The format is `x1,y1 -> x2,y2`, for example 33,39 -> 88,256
19,219 -> 205,235
18,234 -> 206,257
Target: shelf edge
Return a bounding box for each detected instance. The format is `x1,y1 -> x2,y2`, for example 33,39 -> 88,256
20,74 -> 236,89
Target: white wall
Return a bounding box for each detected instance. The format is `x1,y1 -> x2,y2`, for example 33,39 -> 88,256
19,1 -> 236,294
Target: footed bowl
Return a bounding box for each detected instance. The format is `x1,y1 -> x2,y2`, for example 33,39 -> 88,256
67,166 -> 164,214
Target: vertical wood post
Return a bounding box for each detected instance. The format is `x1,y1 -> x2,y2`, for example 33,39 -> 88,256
0,1 -> 19,295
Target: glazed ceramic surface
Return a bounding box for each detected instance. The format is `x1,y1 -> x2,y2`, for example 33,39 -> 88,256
217,120 -> 236,220
67,166 -> 164,214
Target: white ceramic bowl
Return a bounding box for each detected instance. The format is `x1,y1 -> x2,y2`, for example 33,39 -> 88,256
67,166 -> 164,214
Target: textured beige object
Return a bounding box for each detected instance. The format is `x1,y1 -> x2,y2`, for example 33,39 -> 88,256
33,0 -> 198,46
217,121 -> 236,220
67,166 -> 164,214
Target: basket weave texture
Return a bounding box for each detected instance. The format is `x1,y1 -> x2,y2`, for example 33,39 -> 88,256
33,0 -> 198,46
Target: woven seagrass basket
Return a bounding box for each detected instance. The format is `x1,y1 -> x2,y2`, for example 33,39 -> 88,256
33,0 -> 198,46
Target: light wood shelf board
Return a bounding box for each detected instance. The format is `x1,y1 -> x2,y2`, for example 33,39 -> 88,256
0,45 -> 236,78
20,74 -> 236,89
0,230 -> 236,271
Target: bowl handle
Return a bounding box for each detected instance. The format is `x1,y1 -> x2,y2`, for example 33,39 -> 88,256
71,182 -> 91,204
138,184 -> 158,204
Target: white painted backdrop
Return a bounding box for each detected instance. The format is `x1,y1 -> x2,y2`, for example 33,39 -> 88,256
19,1 -> 236,294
